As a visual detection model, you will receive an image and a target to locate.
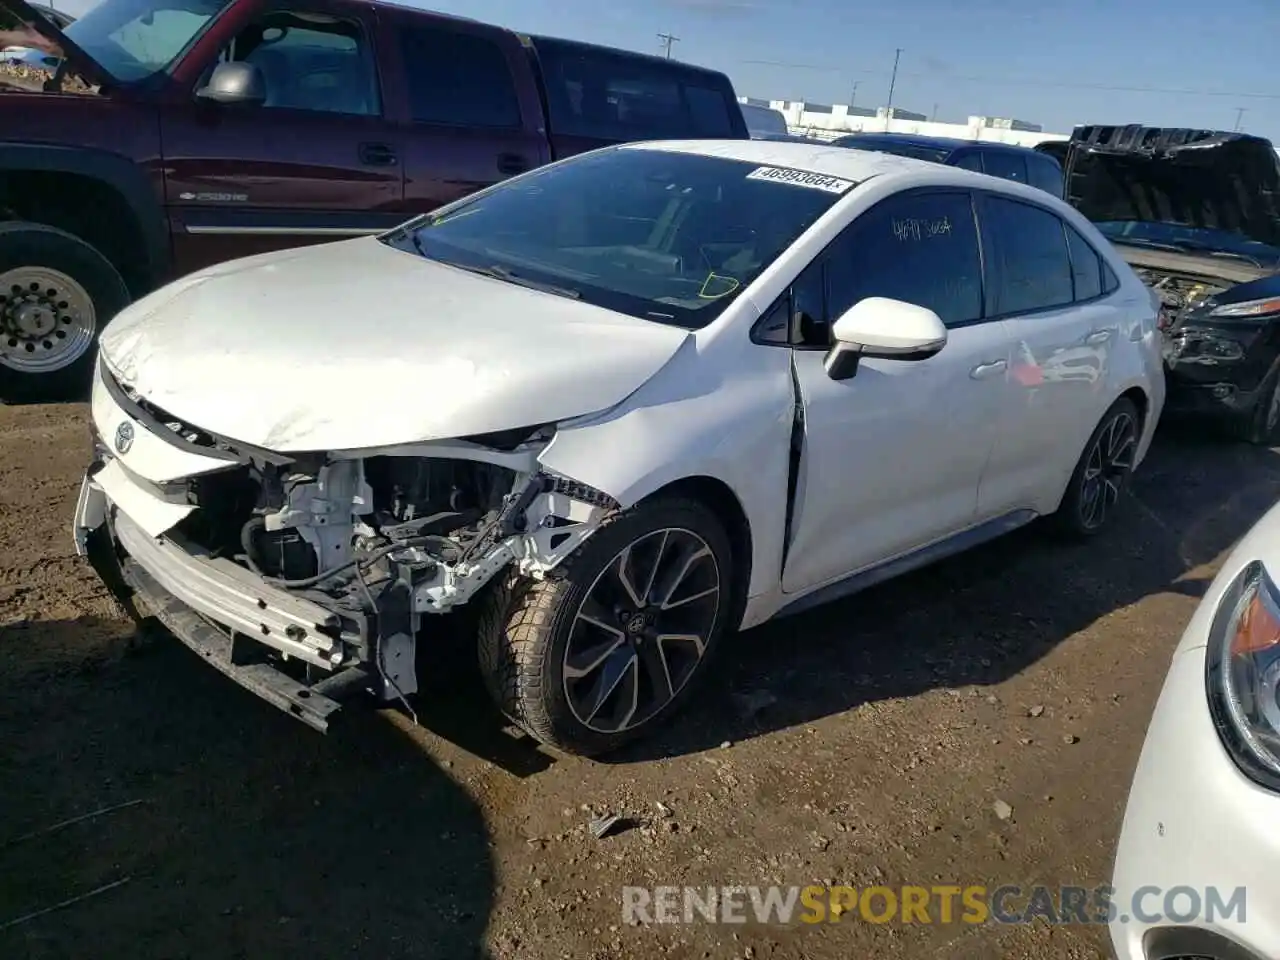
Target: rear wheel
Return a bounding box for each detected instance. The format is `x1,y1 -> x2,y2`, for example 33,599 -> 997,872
1050,397 -> 1140,537
477,497 -> 732,757
0,222 -> 130,403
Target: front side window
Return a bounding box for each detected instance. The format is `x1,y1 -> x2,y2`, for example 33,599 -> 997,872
383,148 -> 845,329
222,11 -> 379,115
400,26 -> 520,128
980,194 -> 1074,315
951,152 -> 985,173
826,190 -> 984,328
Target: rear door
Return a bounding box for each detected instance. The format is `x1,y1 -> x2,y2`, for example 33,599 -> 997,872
378,12 -> 550,218
974,190 -> 1123,517
159,0 -> 406,275
528,36 -> 747,159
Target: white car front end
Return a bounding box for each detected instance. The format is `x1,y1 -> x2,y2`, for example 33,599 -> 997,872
1111,501 -> 1280,960
72,235 -> 693,729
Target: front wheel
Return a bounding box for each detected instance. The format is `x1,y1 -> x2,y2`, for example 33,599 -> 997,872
1050,397 -> 1140,538
477,497 -> 733,757
0,222 -> 130,403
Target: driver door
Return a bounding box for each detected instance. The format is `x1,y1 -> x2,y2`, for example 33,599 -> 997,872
781,188 -> 1014,595
158,0 -> 406,276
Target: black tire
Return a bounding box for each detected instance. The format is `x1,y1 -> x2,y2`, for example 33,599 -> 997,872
0,221 -> 130,404
477,497 -> 734,757
1230,365 -> 1280,446
1050,397 -> 1141,538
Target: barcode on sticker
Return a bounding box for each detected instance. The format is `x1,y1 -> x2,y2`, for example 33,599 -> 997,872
745,166 -> 855,194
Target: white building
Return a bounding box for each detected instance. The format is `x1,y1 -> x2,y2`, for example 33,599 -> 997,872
739,97 -> 1069,149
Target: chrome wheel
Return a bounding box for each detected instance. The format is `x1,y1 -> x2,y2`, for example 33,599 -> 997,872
563,527 -> 722,735
1079,410 -> 1137,530
0,266 -> 97,374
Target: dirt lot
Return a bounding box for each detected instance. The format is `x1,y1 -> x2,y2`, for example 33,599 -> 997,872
1,399 -> 1276,959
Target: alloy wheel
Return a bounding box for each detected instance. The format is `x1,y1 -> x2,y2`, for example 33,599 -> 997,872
0,266 -> 97,374
1079,410 -> 1137,530
563,527 -> 722,734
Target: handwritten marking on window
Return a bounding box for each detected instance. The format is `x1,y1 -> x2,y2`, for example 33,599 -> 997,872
893,215 -> 953,242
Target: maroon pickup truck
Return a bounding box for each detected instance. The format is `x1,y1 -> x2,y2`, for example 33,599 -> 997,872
0,0 -> 747,401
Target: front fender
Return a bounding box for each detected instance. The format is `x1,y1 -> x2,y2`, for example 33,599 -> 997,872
538,337 -> 794,603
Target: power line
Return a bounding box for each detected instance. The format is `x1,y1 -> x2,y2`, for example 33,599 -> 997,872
737,59 -> 1280,101
657,32 -> 680,60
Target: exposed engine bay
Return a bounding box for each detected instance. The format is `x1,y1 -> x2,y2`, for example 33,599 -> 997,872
80,366 -> 623,723
1133,266 -> 1227,329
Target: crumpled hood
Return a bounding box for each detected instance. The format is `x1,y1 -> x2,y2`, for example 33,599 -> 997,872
98,237 -> 691,452
1063,124 -> 1280,249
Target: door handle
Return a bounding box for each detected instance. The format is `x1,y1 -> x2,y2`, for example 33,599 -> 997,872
969,359 -> 1008,380
1084,328 -> 1114,346
358,142 -> 397,166
497,152 -> 530,175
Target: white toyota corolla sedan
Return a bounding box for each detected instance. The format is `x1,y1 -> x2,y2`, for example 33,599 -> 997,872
73,140 -> 1165,756
1111,501 -> 1280,960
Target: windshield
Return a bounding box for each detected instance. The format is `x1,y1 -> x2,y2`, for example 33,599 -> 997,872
382,148 -> 849,329
60,0 -> 228,82
833,137 -> 951,164
1095,220 -> 1280,267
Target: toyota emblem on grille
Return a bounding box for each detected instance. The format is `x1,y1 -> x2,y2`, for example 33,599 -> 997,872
114,421 -> 135,454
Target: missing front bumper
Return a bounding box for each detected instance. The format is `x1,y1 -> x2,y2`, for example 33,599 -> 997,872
76,475 -> 378,733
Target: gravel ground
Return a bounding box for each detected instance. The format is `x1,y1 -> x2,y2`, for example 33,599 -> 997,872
2,400 -> 1277,959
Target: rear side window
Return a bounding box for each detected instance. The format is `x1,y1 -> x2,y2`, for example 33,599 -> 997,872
981,151 -> 1027,184
534,38 -> 737,141
684,85 -> 736,136
399,26 -> 521,128
1064,223 -> 1104,301
980,195 -> 1074,315
1027,156 -> 1064,196
828,191 -> 984,328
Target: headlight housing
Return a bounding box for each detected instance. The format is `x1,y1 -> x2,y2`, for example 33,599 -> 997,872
1206,560 -> 1280,790
1209,296 -> 1280,320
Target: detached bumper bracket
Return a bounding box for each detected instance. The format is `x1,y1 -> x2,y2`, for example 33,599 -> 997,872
118,556 -> 367,733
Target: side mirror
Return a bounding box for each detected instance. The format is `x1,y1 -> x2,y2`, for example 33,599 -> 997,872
196,61 -> 266,106
824,297 -> 947,381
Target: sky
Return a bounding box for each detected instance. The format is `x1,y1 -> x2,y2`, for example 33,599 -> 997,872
49,0 -> 1280,140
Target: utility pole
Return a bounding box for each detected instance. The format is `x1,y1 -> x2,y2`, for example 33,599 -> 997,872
930,102 -> 938,121
657,32 -> 680,60
885,47 -> 903,131
849,80 -> 860,107
1234,107 -> 1246,131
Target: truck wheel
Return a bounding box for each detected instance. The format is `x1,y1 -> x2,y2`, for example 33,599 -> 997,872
477,497 -> 733,757
0,222 -> 130,403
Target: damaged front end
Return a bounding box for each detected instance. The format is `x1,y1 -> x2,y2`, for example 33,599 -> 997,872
74,359 -> 617,731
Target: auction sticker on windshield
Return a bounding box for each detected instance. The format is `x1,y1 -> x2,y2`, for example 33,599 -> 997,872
745,166 -> 855,194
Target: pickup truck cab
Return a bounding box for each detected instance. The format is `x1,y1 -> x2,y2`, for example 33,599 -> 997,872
0,0 -> 747,401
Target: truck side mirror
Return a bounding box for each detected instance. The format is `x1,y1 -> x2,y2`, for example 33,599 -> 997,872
196,62 -> 266,107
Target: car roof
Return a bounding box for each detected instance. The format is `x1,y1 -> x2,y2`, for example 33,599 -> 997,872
623,138 -> 950,181
839,132 -> 1042,156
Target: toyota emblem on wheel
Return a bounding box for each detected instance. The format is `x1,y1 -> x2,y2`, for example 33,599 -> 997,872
114,421 -> 135,455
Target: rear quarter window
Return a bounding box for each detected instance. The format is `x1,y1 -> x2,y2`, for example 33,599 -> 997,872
533,38 -> 741,141
1027,156 -> 1064,197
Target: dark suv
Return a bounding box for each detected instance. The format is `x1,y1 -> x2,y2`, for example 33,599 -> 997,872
831,132 -> 1064,196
